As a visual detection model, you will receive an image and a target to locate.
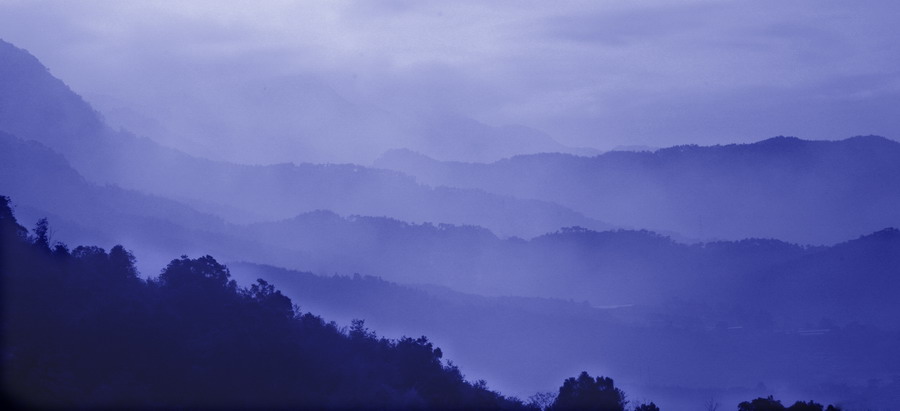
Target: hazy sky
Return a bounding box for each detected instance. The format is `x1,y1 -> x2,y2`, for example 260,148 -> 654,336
1,0 -> 898,158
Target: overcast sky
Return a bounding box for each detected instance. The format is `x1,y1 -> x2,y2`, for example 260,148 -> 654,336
1,0 -> 898,159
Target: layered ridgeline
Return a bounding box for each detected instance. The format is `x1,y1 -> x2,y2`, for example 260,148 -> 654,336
375,136 -> 900,244
3,135 -> 898,332
2,37 -> 899,329
0,39 -> 609,239
0,131 -> 310,271
5,36 -> 898,244
2,37 -> 898,409
0,197 -> 859,410
2,37 -> 897,319
240,211 -> 900,330
91,85 -> 601,165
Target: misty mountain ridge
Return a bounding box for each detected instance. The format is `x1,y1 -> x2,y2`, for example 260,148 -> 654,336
7,37 -> 895,245
0,38 -> 612,239
0,131 -> 317,273
238,207 -> 900,331
3,33 -> 900,410
2,37 -> 899,323
70,47 -> 599,165
4,128 -> 896,331
3,38 -> 898,320
375,135 -> 900,244
5,197 -> 878,409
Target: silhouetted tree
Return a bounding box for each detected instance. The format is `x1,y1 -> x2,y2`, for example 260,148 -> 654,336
159,254 -> 236,291
528,392 -> 557,410
739,396 -> 785,411
0,195 -> 26,239
635,402 -> 660,411
738,396 -> 842,411
349,318 -> 374,340
71,245 -> 109,273
789,400 -> 842,411
51,241 -> 70,258
549,371 -> 626,411
245,278 -> 293,318
32,217 -> 50,251
789,401 -> 825,411
108,245 -> 138,279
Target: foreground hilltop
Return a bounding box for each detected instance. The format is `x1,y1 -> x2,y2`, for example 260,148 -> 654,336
0,195 -> 527,409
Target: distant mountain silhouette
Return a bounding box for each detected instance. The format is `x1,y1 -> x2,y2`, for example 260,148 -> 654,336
0,131 -> 307,271
3,39 -> 896,330
83,66 -> 598,165
0,39 -> 611,238
7,128 -> 895,331
375,136 -> 900,244
397,112 -> 600,163
748,227 -> 900,326
239,209 -> 900,330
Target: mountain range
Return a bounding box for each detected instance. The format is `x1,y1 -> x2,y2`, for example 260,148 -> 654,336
0,39 -> 610,239
2,37 -> 899,409
375,135 -> 900,244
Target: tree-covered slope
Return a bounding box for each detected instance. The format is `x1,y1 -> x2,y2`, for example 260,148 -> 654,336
0,195 -> 525,409
225,262 -> 900,409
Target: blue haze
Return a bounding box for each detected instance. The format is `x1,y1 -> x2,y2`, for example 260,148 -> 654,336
0,1 -> 898,163
1,2 -> 899,409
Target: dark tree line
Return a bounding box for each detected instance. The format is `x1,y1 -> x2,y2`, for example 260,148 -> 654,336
0,195 -> 847,409
738,396 -> 841,411
545,371 -> 633,411
0,196 -> 523,409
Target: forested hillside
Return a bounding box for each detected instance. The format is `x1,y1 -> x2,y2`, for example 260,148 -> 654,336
226,262 -> 899,409
0,196 -> 524,409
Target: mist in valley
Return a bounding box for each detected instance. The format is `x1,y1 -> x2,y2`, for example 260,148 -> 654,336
2,1 -> 900,410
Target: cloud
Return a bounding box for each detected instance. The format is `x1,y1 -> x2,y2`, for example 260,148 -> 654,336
1,0 -> 898,157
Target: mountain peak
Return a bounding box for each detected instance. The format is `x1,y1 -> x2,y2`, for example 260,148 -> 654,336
0,38 -> 104,152
844,134 -> 898,145
754,135 -> 804,145
0,38 -> 47,73
856,227 -> 900,242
